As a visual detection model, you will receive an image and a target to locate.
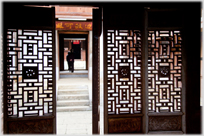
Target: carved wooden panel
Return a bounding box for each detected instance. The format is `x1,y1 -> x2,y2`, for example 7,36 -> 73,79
6,29 -> 53,117
149,116 -> 182,131
108,117 -> 142,133
8,119 -> 53,133
148,31 -> 182,112
106,30 -> 142,114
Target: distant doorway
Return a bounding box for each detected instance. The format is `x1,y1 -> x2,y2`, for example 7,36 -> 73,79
59,34 -> 88,71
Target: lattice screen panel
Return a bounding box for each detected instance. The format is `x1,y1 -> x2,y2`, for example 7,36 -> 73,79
148,30 -> 182,112
107,30 -> 142,114
6,29 -> 53,117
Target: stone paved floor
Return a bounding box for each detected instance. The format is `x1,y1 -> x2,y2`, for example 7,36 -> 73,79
57,111 -> 92,135
57,77 -> 104,135
57,107 -> 104,135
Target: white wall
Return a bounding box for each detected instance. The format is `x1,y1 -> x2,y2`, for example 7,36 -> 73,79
55,30 -> 59,98
88,31 -> 92,81
88,31 -> 92,106
56,30 -> 59,81
99,23 -> 104,134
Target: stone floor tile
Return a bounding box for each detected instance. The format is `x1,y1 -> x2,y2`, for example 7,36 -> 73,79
66,129 -> 87,135
57,124 -> 67,130
57,129 -> 67,135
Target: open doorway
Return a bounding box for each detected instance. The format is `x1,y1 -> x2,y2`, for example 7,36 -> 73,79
64,38 -> 87,70
55,6 -> 95,135
59,34 -> 88,71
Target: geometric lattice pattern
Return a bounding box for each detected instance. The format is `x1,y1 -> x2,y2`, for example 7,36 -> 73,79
148,31 -> 182,112
107,30 -> 142,114
6,29 -> 53,117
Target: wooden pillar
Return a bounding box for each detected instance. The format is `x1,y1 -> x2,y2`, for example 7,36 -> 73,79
182,4 -> 201,133
92,7 -> 102,134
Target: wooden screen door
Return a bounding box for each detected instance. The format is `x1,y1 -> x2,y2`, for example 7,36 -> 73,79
103,4 -> 189,134
3,4 -> 56,134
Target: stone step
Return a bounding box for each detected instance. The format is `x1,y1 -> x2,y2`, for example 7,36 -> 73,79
60,70 -> 88,75
57,94 -> 89,100
59,71 -> 88,78
57,106 -> 91,112
60,74 -> 88,78
57,100 -> 89,106
58,89 -> 89,95
60,72 -> 88,75
58,85 -> 88,90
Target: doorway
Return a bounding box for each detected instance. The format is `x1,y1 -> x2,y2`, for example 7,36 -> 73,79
54,5 -> 98,135
55,5 -> 95,134
59,34 -> 88,71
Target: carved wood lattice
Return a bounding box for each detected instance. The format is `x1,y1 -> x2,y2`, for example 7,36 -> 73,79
107,30 -> 142,114
148,30 -> 182,112
6,29 -> 53,117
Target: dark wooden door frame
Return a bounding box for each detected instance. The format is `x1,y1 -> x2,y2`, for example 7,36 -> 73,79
59,34 -> 65,71
92,7 -> 102,134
